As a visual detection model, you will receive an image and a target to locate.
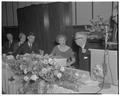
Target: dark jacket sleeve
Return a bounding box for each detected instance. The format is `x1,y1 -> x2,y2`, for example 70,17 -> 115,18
33,43 -> 39,53
79,47 -> 91,71
3,41 -> 16,54
16,43 -> 26,55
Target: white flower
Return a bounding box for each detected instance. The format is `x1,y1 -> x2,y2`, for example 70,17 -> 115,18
43,60 -> 49,64
20,65 -> 23,70
32,61 -> 38,64
24,69 -> 27,74
24,76 -> 29,81
96,65 -> 103,72
49,58 -> 54,65
75,72 -> 79,77
36,54 -> 42,58
23,57 -> 27,60
54,70 -> 59,76
57,73 -> 62,79
33,67 -> 37,70
60,67 -> 65,72
47,67 -> 52,71
41,68 -> 48,74
81,74 -> 87,79
30,74 -> 38,81
7,55 -> 14,59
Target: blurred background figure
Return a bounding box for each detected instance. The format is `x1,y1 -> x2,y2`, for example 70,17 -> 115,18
3,33 -> 15,55
13,33 -> 26,55
16,32 -> 39,55
112,4 -> 118,43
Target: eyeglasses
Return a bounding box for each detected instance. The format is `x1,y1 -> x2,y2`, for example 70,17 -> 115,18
74,37 -> 84,40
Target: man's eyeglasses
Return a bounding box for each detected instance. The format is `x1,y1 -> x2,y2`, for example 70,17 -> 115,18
74,37 -> 84,40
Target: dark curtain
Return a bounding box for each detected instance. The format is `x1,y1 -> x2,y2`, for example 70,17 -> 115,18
17,2 -> 73,54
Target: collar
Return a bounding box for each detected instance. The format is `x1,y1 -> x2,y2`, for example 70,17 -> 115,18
9,40 -> 13,43
28,42 -> 32,46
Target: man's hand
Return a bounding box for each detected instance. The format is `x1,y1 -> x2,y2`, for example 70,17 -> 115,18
82,49 -> 86,53
8,51 -> 13,55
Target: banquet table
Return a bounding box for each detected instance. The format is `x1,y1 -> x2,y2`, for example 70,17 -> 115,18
2,55 -> 118,94
2,59 -> 102,94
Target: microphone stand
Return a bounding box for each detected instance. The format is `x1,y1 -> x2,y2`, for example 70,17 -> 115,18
98,25 -> 111,89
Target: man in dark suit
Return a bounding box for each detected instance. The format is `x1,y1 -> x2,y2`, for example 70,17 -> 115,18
74,32 -> 90,71
3,33 -> 16,55
16,32 -> 39,55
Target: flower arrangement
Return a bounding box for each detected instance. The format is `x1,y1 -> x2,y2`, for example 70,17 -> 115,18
88,16 -> 109,32
86,15 -> 112,40
3,54 -> 85,93
15,54 -> 65,83
3,54 -> 66,93
92,64 -> 104,81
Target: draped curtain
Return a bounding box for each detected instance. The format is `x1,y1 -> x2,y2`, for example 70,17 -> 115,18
17,2 -> 73,54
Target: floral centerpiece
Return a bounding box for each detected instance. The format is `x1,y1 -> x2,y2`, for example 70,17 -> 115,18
3,53 -> 85,93
86,15 -> 112,40
3,53 -> 66,93
92,64 -> 104,81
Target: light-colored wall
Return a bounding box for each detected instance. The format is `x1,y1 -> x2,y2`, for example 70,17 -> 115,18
90,49 -> 118,85
2,2 -> 114,26
72,2 -> 113,25
93,2 -> 112,21
76,2 -> 92,25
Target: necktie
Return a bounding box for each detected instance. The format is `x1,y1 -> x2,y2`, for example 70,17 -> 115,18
19,42 -> 21,46
9,41 -> 11,48
30,44 -> 32,48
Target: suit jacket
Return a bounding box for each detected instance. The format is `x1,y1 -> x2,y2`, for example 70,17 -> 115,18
78,43 -> 91,72
13,42 -> 25,55
3,40 -> 16,54
16,42 -> 39,55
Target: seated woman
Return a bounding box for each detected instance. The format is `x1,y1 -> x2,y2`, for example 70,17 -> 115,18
50,34 -> 75,67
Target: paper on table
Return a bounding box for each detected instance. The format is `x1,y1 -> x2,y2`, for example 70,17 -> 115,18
7,55 -> 14,59
54,58 -> 67,67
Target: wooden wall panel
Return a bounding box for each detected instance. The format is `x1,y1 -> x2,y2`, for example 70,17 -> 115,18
2,2 -> 113,27
2,2 -> 7,26
6,2 -> 14,26
12,2 -> 18,26
18,2 -> 27,8
24,2 -> 32,7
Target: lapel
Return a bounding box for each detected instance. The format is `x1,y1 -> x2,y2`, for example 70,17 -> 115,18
84,41 -> 88,50
27,42 -> 32,49
9,40 -> 13,48
79,41 -> 89,59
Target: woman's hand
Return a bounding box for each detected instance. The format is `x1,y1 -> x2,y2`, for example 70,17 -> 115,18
39,49 -> 44,55
66,57 -> 75,67
8,51 -> 13,55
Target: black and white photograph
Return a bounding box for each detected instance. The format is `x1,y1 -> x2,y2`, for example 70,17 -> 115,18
1,0 -> 119,94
